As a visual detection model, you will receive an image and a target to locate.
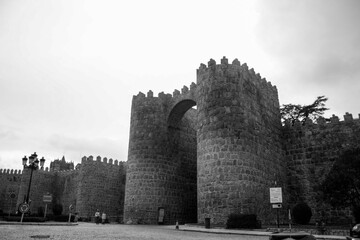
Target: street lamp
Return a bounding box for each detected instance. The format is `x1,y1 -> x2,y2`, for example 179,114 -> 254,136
22,152 -> 45,204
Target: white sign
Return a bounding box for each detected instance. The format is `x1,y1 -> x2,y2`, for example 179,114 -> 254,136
272,203 -> 282,208
270,187 -> 282,203
43,194 -> 52,203
158,208 -> 164,223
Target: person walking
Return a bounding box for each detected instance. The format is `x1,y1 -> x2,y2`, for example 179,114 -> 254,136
101,212 -> 106,224
95,209 -> 100,224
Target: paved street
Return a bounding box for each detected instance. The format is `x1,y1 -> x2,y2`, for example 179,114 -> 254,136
0,223 -> 268,240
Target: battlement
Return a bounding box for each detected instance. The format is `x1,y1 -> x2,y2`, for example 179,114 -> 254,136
81,155 -> 125,167
131,57 -> 279,111
0,167 -> 63,175
18,167 -> 60,177
132,81 -> 197,103
54,168 -> 80,178
53,167 -> 79,173
196,56 -> 277,92
0,169 -> 22,175
283,112 -> 360,129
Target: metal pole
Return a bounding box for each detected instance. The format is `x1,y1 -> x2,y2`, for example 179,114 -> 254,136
44,204 -> 47,219
26,167 -> 34,203
8,198 -> 12,217
277,208 -> 280,232
288,208 -> 292,232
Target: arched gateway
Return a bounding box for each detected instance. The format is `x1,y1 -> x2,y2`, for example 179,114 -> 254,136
124,57 -> 285,225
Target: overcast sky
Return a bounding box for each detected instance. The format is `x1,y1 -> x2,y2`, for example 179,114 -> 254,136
1,0 -> 359,171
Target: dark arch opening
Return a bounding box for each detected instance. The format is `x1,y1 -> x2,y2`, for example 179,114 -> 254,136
168,99 -> 196,128
167,99 -> 198,224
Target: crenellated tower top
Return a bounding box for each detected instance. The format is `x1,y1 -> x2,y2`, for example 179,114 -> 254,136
196,56 -> 277,94
132,81 -> 197,103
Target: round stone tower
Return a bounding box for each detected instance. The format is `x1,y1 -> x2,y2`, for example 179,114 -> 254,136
124,89 -> 198,224
196,57 -> 285,224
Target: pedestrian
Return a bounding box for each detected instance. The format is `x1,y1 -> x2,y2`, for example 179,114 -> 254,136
74,212 -> 79,222
95,209 -> 100,224
101,212 -> 106,224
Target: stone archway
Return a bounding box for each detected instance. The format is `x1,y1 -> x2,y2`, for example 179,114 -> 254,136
167,99 -> 197,223
168,99 -> 196,128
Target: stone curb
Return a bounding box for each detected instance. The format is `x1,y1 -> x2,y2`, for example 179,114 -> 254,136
171,226 -> 347,240
0,221 -> 78,226
0,222 -> 349,239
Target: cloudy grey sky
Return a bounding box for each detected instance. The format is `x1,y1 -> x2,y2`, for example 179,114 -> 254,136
1,0 -> 359,170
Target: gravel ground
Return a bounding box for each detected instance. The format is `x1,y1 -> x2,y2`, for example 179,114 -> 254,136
0,223 -> 269,240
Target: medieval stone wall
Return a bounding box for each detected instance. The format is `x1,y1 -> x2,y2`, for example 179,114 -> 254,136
283,113 -> 360,223
0,169 -> 22,215
16,168 -> 55,215
0,155 -> 125,220
76,156 -> 126,219
55,170 -> 79,215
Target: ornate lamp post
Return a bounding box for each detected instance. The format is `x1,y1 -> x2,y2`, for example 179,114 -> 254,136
22,152 -> 45,204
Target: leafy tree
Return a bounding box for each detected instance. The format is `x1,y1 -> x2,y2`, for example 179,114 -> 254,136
320,148 -> 360,215
52,204 -> 63,216
280,96 -> 329,124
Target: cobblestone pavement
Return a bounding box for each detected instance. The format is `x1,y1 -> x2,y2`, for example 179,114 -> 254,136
0,223 -> 268,240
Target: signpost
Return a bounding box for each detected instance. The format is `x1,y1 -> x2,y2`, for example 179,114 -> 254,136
43,194 -> 52,219
9,192 -> 16,217
19,203 -> 30,213
19,203 -> 30,223
288,208 -> 292,232
270,187 -> 282,231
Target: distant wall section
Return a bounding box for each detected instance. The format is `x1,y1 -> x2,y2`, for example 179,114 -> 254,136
16,168 -> 55,215
283,113 -> 360,223
76,156 -> 126,220
0,169 -> 22,214
1,155 -> 125,220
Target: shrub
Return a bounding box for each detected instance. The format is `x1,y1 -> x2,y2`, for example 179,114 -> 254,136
292,203 -> 312,225
354,206 -> 360,223
37,207 -> 44,217
226,213 -> 260,229
53,215 -> 75,222
45,214 -> 75,222
52,204 -> 63,216
4,216 -> 45,222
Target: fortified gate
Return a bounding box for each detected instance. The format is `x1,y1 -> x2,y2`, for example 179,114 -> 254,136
124,57 -> 286,225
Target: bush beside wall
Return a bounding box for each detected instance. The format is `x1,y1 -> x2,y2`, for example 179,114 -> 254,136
226,214 -> 260,229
